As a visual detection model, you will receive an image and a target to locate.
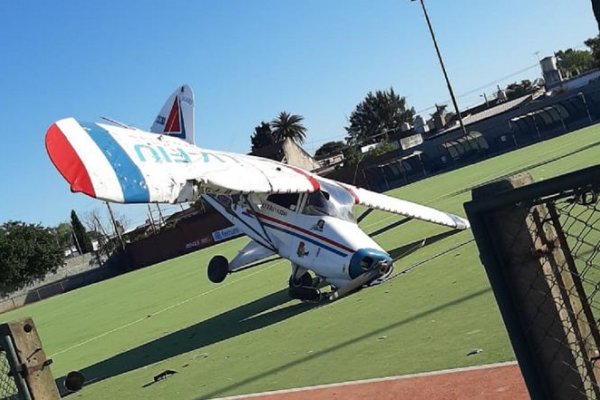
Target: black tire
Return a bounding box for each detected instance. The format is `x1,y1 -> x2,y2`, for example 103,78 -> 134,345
289,272 -> 313,288
64,370 -> 85,392
208,255 -> 229,283
288,285 -> 321,302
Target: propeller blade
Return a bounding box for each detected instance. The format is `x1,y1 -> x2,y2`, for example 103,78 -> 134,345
328,269 -> 380,302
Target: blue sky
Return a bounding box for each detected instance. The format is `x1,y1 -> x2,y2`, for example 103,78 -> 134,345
0,0 -> 597,229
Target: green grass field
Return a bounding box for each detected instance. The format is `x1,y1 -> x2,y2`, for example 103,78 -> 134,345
4,125 -> 600,399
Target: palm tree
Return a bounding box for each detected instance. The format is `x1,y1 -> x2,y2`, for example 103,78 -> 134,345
271,111 -> 307,144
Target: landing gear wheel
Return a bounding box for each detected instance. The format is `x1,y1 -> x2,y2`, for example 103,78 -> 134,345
288,272 -> 320,301
207,255 -> 229,283
289,272 -> 313,288
288,285 -> 321,302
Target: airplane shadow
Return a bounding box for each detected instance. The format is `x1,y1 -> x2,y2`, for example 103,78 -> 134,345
58,230 -> 463,394
387,229 -> 463,262
200,286 -> 492,399
368,217 -> 412,238
58,288 -> 316,394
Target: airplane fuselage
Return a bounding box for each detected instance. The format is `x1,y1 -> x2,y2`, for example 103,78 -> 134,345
203,180 -> 394,289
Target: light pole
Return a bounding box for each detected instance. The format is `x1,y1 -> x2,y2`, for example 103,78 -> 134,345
412,0 -> 468,137
480,93 -> 489,108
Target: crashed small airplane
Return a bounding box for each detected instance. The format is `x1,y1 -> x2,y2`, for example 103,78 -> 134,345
46,85 -> 469,302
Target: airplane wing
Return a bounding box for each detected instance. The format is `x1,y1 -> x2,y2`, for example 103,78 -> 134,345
337,182 -> 470,230
46,117 -> 470,230
45,118 -> 319,204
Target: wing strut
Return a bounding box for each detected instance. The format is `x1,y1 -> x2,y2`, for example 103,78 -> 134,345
244,195 -> 277,250
202,194 -> 276,252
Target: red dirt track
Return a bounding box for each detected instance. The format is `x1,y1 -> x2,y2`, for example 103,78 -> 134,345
219,362 -> 529,400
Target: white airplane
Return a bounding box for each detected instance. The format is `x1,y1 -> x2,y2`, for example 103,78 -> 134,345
45,85 -> 470,302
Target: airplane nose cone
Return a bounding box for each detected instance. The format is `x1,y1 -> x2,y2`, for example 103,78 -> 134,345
349,248 -> 393,279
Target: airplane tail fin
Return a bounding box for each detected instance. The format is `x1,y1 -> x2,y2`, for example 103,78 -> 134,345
150,85 -> 195,144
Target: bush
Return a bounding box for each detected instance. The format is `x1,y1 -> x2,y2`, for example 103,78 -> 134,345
0,221 -> 65,293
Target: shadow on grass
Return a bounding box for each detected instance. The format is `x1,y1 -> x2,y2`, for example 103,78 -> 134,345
58,288 -> 316,394
388,229 -> 463,262
199,286 -> 492,400
59,230 -> 464,395
368,217 -> 413,238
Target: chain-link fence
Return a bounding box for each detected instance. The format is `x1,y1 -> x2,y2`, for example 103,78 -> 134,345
465,165 -> 600,400
0,348 -> 20,400
0,335 -> 29,400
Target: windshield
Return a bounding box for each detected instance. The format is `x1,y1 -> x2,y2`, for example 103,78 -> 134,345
302,180 -> 355,222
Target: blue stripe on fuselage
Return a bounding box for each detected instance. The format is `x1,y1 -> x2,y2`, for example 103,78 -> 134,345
263,222 -> 349,257
81,122 -> 150,203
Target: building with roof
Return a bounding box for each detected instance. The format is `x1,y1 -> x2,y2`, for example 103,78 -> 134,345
250,138 -> 321,171
325,61 -> 600,192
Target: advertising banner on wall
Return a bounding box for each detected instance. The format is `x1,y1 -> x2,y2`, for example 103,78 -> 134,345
212,226 -> 242,243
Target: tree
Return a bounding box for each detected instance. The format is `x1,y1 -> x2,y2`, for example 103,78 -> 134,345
592,0 -> 600,32
555,48 -> 593,77
342,145 -> 362,166
271,112 -> 307,144
0,221 -> 64,292
505,80 -> 537,101
346,88 -> 415,145
54,222 -> 73,249
315,141 -> 346,158
84,209 -> 109,238
368,141 -> 396,157
585,35 -> 600,68
71,210 -> 93,254
250,122 -> 275,153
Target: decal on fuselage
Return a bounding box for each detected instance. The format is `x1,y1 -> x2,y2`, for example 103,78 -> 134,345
179,96 -> 193,106
311,219 -> 325,232
134,144 -> 191,163
262,202 -> 288,216
133,143 -> 226,164
296,241 -> 309,257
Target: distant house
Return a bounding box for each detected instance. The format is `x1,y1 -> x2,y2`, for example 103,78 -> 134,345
316,153 -> 344,168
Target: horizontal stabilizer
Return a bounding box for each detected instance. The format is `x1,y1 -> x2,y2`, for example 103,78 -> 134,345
229,240 -> 277,272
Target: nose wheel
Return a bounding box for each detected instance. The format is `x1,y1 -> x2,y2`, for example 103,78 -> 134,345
288,272 -> 321,302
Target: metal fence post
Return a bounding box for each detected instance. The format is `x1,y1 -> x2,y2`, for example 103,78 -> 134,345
0,318 -> 60,399
466,172 -> 600,399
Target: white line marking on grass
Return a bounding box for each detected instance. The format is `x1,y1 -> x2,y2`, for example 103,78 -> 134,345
211,361 -> 519,400
50,261 -> 283,358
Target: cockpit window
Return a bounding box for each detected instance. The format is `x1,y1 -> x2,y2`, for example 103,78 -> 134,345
266,193 -> 300,210
304,191 -> 332,216
302,180 -> 355,222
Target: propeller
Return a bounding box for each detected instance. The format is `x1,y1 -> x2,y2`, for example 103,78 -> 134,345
327,260 -> 391,302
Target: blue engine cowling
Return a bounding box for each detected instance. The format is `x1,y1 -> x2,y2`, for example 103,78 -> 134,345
348,248 -> 393,279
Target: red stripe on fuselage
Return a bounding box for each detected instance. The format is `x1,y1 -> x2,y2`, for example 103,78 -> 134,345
45,124 -> 96,197
286,165 -> 320,191
255,212 -> 354,254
